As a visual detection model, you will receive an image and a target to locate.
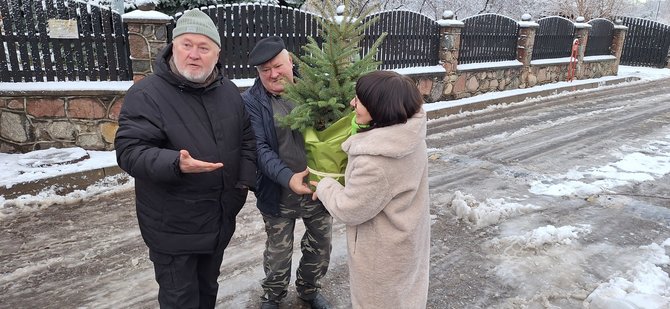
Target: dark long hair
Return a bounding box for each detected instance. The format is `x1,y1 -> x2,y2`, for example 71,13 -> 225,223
355,70 -> 423,132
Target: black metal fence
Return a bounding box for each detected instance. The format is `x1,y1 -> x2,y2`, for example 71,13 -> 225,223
459,14 -> 519,64
532,16 -> 575,60
585,18 -> 614,56
169,3 -> 321,80
4,1 -> 647,83
619,16 -> 670,68
169,4 -> 441,79
0,0 -> 132,82
362,10 -> 439,70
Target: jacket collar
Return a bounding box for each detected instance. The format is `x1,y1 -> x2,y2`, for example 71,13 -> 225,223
343,109 -> 427,158
248,78 -> 276,110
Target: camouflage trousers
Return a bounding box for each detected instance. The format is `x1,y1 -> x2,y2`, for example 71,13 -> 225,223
260,197 -> 333,302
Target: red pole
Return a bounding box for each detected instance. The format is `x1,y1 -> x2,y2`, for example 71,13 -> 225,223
567,39 -> 579,82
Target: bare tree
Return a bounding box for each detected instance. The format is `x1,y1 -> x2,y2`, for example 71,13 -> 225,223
303,0 -> 378,16
302,0 -> 661,22
660,0 -> 670,23
628,0 -> 670,23
472,0 -> 548,19
541,0 -> 631,19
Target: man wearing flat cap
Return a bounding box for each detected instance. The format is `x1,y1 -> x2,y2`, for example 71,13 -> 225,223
115,9 -> 256,308
242,36 -> 333,309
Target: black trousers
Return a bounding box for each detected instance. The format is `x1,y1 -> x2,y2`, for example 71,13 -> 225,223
149,248 -> 225,309
148,188 -> 246,308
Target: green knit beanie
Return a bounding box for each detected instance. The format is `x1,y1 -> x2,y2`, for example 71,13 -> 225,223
173,9 -> 221,47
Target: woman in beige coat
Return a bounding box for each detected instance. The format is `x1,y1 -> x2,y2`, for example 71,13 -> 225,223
311,70 -> 431,309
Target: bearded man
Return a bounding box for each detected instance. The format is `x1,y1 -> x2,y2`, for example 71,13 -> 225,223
115,9 -> 256,308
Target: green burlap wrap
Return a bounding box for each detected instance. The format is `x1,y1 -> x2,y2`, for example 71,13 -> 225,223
303,112 -> 355,185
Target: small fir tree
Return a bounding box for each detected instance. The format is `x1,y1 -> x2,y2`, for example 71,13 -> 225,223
278,0 -> 386,131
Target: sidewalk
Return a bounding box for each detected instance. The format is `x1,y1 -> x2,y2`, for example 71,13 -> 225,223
424,75 -> 639,119
0,72 -> 659,201
0,148 -> 124,200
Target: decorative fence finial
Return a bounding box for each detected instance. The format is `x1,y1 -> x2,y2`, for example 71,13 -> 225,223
615,19 -> 623,25
136,0 -> 156,11
442,10 -> 455,20
521,13 -> 532,21
576,16 -> 585,22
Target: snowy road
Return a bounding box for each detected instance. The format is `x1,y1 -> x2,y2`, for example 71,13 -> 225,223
1,77 -> 669,308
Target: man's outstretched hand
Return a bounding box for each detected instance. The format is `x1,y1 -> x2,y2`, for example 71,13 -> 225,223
179,149 -> 224,173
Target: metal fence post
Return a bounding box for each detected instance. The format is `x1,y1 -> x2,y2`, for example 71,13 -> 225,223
610,19 -> 628,75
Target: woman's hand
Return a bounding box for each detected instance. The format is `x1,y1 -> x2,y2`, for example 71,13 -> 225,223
309,181 -> 319,201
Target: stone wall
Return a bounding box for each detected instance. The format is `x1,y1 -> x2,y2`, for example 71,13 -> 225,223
529,64 -> 572,84
0,92 -> 123,153
449,67 -> 525,99
581,57 -> 619,78
407,57 -> 618,102
0,8 -> 167,153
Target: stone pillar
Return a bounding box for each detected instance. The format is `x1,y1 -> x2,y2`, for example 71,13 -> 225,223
573,16 -> 591,79
517,14 -> 539,66
610,19 -> 628,75
122,7 -> 173,82
437,10 -> 464,99
517,13 -> 539,87
437,10 -> 464,74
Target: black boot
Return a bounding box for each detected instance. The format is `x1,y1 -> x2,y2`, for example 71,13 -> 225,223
260,300 -> 279,309
300,293 -> 332,309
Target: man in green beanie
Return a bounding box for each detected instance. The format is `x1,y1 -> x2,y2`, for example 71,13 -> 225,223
115,9 -> 256,308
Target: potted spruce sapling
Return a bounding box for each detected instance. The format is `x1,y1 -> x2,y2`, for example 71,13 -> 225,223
277,0 -> 386,184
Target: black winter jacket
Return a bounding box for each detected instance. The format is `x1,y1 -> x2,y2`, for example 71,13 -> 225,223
115,45 -> 256,255
241,79 -> 294,216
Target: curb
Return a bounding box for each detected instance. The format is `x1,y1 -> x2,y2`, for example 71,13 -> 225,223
426,76 -> 639,119
1,166 -> 126,200
0,76 -> 641,199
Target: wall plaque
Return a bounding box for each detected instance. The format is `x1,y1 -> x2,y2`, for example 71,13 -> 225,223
48,19 -> 79,39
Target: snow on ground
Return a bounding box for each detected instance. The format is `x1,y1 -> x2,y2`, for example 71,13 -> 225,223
438,97 -> 670,307
529,133 -> 670,198
0,148 -> 117,188
449,190 -> 541,228
0,147 -> 131,217
584,241 -> 670,308
1,65 -> 670,306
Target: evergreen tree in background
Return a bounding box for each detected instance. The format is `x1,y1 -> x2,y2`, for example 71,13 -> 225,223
278,0 -> 386,131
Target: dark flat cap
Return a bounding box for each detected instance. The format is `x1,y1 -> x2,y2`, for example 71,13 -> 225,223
248,36 -> 286,66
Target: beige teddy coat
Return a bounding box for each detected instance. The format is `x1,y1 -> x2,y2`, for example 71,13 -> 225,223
316,109 -> 431,309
